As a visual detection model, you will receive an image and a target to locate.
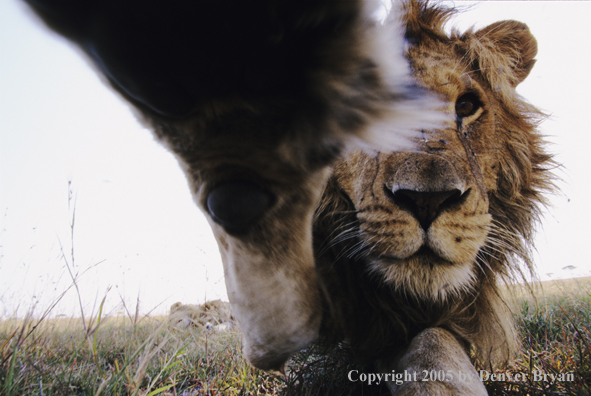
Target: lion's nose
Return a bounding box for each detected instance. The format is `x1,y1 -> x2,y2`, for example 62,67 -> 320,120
385,153 -> 469,230
389,188 -> 467,230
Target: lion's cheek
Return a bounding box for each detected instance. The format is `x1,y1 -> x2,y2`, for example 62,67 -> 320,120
427,213 -> 491,264
391,231 -> 424,259
360,223 -> 424,259
357,208 -> 425,259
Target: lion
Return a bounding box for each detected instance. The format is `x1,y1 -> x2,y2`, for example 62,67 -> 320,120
24,0 -> 446,372
169,300 -> 234,331
312,1 -> 555,394
23,0 -> 554,393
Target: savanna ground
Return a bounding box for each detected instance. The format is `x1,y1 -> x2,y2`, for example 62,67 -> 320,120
1,277 -> 590,396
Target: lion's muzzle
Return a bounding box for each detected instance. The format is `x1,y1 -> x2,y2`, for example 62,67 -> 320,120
385,153 -> 468,230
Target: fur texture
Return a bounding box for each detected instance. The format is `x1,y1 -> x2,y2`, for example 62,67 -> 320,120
314,2 -> 555,390
24,0 -> 446,371
169,300 -> 234,330
24,0 -> 556,389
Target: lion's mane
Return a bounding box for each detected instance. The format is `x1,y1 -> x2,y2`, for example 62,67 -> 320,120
314,0 -> 556,368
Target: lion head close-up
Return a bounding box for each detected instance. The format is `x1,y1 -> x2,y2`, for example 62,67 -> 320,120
314,1 -> 555,393
20,0 -> 558,394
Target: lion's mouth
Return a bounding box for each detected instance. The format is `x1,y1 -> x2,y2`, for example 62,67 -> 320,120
368,243 -> 478,302
377,246 -> 454,267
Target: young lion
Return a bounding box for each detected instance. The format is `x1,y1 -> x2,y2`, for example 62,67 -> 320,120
314,1 -> 555,394
169,300 -> 233,331
23,0 -> 445,372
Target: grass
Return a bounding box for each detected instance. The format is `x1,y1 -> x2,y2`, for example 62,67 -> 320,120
1,277 -> 589,396
482,277 -> 591,396
0,312 -> 284,396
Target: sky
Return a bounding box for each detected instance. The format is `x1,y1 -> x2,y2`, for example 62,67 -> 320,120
1,1 -> 590,319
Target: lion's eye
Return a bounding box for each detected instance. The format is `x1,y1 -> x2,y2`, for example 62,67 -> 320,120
206,181 -> 274,235
455,93 -> 481,118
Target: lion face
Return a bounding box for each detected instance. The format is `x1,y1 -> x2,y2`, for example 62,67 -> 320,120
332,18 -> 540,302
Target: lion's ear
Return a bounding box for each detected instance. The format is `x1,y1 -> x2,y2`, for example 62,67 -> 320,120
469,20 -> 538,89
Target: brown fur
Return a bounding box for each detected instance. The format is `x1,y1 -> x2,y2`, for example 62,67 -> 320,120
314,0 -> 556,373
23,0 -> 555,384
24,0 -> 446,371
169,300 -> 233,329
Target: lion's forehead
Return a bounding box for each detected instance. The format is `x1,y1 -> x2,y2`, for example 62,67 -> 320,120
408,46 -> 481,100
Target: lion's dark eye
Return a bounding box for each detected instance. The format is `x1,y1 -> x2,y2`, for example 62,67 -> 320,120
455,93 -> 481,118
206,181 -> 274,235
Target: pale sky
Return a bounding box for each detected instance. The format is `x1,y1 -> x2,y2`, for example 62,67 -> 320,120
1,1 -> 589,318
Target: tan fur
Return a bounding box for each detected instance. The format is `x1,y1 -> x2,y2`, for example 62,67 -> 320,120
24,0 -> 555,389
24,0 -> 447,372
169,300 -> 233,330
385,328 -> 488,395
314,1 -> 555,393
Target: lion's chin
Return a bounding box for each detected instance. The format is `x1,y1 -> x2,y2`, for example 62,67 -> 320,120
368,248 -> 477,302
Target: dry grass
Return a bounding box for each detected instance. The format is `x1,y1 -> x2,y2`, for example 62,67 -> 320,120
1,277 -> 589,395
482,277 -> 591,395
1,313 -> 284,395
